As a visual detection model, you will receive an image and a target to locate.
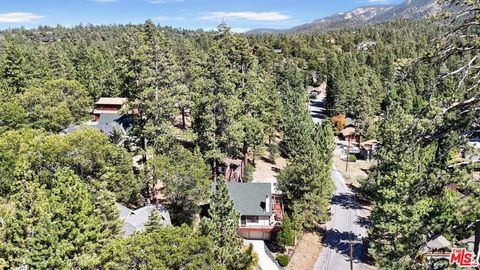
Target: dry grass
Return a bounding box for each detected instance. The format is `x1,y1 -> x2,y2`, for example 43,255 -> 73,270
333,155 -> 375,187
286,232 -> 322,270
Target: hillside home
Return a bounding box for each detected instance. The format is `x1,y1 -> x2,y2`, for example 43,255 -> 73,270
212,182 -> 284,240
116,203 -> 171,237
339,127 -> 357,142
418,234 -> 452,262
359,139 -> 379,161
357,41 -> 377,51
92,97 -> 128,121
62,97 -> 132,138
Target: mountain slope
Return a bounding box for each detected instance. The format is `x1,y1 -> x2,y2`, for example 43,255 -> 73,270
248,0 -> 441,34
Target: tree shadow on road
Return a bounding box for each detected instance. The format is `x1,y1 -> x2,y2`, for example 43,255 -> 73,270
355,216 -> 373,229
310,100 -> 325,108
331,193 -> 366,210
311,112 -> 326,120
322,229 -> 370,264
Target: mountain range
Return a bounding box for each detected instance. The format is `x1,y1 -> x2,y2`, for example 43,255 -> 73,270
248,0 -> 443,34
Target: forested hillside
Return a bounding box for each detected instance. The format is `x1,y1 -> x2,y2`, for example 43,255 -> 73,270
0,19 -> 336,269
0,0 -> 478,268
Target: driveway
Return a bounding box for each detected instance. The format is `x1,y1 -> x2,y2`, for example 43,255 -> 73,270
244,240 -> 280,270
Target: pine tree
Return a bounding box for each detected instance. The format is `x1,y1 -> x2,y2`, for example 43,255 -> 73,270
145,209 -> 163,232
279,118 -> 335,230
201,180 -> 250,270
192,26 -> 240,180
89,181 -> 122,241
98,225 -> 226,270
0,42 -> 31,93
150,146 -> 211,225
0,169 -> 108,270
277,213 -> 294,247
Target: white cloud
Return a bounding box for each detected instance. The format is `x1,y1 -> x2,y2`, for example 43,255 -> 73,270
201,11 -> 290,22
231,28 -> 251,33
0,12 -> 44,23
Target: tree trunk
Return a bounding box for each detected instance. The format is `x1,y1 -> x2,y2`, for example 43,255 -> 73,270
181,107 -> 186,129
213,159 -> 218,182
243,142 -> 248,176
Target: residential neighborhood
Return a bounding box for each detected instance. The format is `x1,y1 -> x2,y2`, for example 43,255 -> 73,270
0,0 -> 479,270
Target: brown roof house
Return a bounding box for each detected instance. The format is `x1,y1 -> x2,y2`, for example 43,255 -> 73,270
62,97 -> 132,139
339,127 -> 357,141
92,97 -> 128,121
359,139 -> 379,161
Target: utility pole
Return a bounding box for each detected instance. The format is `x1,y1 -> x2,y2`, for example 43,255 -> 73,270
340,238 -> 362,270
345,137 -> 351,172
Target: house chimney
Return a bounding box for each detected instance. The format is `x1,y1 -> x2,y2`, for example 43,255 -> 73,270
265,195 -> 270,214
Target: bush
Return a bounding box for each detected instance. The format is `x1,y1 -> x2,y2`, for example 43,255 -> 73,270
276,254 -> 289,267
348,154 -> 357,162
277,214 -> 294,247
331,114 -> 347,133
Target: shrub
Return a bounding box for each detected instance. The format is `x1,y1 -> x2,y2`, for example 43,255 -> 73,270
276,254 -> 289,267
348,154 -> 357,162
277,214 -> 294,247
331,114 -> 347,133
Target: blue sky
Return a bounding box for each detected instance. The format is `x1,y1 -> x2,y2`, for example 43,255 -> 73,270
0,0 -> 403,32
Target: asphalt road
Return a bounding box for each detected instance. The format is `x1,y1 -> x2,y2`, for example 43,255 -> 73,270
309,94 -> 373,270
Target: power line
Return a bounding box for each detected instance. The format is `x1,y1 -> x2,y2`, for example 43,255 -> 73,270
340,237 -> 363,270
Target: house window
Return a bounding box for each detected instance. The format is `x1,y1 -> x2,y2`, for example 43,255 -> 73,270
241,216 -> 259,226
246,216 -> 259,223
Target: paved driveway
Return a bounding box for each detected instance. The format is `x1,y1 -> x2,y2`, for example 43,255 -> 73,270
244,240 -> 280,270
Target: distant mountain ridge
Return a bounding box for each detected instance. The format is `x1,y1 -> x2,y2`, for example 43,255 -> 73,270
248,0 -> 443,34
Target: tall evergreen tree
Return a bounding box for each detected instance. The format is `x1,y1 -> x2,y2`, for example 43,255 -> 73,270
201,180 -> 251,270
0,169 -> 109,270
192,25 -> 241,180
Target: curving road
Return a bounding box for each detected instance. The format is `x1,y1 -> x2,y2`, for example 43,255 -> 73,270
309,93 -> 373,270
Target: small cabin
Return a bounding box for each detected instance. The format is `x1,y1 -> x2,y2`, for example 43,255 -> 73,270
92,97 -> 127,122
359,139 -> 379,161
339,127 -> 357,142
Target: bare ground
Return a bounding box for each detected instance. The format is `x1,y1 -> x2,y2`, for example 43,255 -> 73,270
286,232 -> 323,270
333,155 -> 374,188
252,154 -> 287,190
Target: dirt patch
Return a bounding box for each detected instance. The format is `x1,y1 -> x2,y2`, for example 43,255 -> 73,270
252,153 -> 287,190
333,155 -> 374,188
286,232 -> 322,270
